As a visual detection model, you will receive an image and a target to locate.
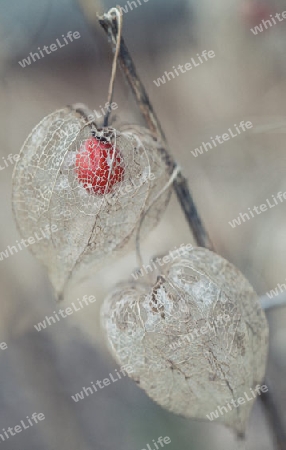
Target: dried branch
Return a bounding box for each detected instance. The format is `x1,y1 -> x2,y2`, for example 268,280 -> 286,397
98,12 -> 214,251
260,378 -> 286,450
260,292 -> 286,311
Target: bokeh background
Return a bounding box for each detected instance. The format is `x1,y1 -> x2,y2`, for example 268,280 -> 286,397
0,0 -> 286,449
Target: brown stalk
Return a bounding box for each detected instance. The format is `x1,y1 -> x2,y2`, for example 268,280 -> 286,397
98,11 -> 214,251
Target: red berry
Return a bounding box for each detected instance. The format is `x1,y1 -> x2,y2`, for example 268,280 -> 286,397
75,137 -> 124,195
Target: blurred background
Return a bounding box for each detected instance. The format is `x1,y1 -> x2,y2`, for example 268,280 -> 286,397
0,0 -> 286,449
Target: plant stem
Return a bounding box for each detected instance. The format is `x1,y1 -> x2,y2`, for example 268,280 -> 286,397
103,8 -> 123,127
98,12 -> 214,251
260,291 -> 286,311
260,378 -> 286,450
93,7 -> 286,449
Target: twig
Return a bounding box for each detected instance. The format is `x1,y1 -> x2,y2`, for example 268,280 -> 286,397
79,6 -> 285,448
260,291 -> 286,311
98,12 -> 214,251
260,378 -> 286,450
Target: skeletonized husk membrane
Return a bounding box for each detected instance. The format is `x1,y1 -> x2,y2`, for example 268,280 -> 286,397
12,108 -> 171,298
101,247 -> 269,434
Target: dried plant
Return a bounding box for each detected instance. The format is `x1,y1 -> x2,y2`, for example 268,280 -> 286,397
10,4 -> 286,449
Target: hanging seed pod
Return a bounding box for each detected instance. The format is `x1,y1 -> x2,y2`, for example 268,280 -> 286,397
101,247 -> 269,435
12,106 -> 171,299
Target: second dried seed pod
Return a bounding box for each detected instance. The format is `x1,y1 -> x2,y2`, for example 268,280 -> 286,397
101,247 -> 269,434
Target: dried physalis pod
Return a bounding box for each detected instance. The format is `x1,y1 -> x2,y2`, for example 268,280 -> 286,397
101,247 -> 269,435
12,106 -> 171,299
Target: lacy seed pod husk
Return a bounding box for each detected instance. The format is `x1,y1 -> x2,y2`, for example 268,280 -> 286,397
101,247 -> 269,434
12,107 -> 171,299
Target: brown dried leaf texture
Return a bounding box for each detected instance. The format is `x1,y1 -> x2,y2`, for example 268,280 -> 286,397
12,108 -> 171,299
101,247 -> 269,434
